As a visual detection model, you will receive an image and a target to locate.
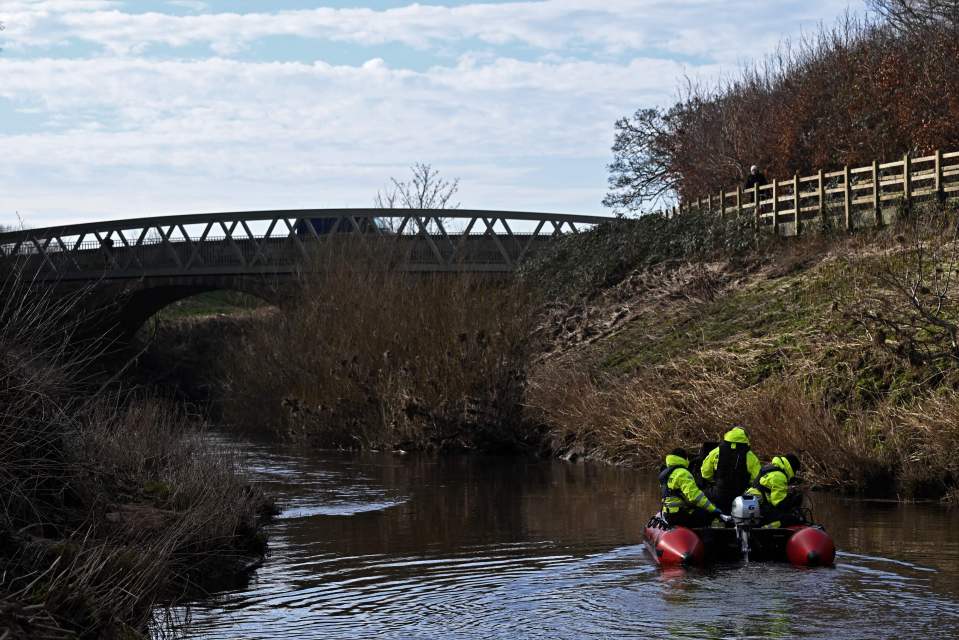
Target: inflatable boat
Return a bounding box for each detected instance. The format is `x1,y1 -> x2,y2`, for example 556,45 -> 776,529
643,496 -> 836,568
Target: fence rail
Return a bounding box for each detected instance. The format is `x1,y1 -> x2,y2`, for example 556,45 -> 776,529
665,149 -> 959,234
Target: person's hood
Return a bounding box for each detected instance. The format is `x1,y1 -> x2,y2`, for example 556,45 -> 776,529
771,455 -> 795,480
723,427 -> 750,445
665,453 -> 689,468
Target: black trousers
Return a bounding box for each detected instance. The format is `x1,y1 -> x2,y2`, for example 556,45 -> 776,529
707,485 -> 743,513
664,509 -> 715,528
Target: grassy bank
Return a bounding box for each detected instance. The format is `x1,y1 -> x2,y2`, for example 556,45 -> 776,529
0,274 -> 271,639
522,203 -> 959,501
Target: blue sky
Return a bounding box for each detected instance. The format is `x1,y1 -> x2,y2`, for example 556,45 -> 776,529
0,0 -> 864,227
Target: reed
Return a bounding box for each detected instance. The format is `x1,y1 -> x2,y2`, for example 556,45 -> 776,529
0,262 -> 269,639
221,245 -> 539,451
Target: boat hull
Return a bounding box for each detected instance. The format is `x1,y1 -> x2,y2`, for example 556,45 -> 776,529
644,515 -> 835,567
643,523 -> 705,566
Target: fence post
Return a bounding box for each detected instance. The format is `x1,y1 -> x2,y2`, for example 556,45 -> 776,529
872,159 -> 882,226
793,174 -> 800,236
903,152 -> 912,213
707,193 -> 713,214
844,165 -> 852,231
817,169 -> 825,227
737,186 -> 743,219
935,149 -> 944,200
772,179 -> 780,235
754,183 -> 761,230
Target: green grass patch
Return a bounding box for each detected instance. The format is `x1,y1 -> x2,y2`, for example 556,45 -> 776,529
155,291 -> 266,320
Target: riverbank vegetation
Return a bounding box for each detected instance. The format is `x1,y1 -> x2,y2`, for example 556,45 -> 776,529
522,201 -> 959,501
151,203 -> 959,502
218,250 -> 538,452
0,274 -> 271,639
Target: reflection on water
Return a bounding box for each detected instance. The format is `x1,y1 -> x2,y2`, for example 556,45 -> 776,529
180,437 -> 959,639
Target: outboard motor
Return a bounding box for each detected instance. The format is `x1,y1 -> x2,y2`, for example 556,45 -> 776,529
731,495 -> 761,525
731,495 -> 761,561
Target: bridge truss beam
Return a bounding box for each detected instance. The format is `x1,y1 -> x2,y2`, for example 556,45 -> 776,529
0,209 -> 612,280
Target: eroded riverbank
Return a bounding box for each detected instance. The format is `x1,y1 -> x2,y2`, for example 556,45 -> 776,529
179,434 -> 959,639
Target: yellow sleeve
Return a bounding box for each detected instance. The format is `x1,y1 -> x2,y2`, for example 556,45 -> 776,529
747,452 -> 761,482
700,447 -> 719,481
761,472 -> 789,506
673,469 -> 719,513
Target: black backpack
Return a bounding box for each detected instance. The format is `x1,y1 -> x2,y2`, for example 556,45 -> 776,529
714,440 -> 751,496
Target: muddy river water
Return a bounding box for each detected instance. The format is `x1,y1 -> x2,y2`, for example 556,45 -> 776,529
180,436 -> 959,639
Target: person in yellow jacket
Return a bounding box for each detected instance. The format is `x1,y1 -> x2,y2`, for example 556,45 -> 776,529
700,426 -> 761,512
660,448 -> 731,528
745,454 -> 803,528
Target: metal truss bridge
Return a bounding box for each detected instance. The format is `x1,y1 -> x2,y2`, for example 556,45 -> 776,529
0,209 -> 611,280
0,209 -> 612,340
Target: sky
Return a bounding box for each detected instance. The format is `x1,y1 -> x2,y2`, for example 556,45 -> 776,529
0,0 -> 864,228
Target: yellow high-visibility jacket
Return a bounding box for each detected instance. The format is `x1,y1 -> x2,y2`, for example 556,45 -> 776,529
661,453 -> 721,516
700,427 -> 761,483
746,455 -> 796,507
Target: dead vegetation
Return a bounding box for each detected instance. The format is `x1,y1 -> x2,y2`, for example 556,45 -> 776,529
0,265 -> 270,639
526,202 -> 959,501
605,3 -> 959,211
220,246 -> 539,452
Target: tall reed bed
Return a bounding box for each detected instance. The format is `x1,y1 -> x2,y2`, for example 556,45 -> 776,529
221,248 -> 539,452
0,264 -> 268,639
529,357 -> 959,500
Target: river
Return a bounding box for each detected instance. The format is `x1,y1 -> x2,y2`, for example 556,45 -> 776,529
178,436 -> 959,639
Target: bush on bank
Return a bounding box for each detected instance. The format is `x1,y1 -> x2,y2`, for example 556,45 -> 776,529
518,209 -> 756,301
0,271 -> 270,640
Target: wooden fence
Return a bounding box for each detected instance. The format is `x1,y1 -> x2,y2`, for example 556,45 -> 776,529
665,150 -> 959,234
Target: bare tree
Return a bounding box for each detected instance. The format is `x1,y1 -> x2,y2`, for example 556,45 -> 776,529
375,163 -> 460,233
869,0 -> 959,33
603,108 -> 679,213
375,163 -> 460,209
846,204 -> 959,366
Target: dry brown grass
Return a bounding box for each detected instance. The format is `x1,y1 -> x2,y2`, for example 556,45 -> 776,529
1,262 -> 269,639
529,348 -> 959,499
222,247 -> 539,451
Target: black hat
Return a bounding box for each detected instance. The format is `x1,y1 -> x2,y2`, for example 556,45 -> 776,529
671,447 -> 689,459
785,454 -> 801,473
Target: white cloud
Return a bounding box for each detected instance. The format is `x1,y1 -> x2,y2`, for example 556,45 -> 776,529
2,1 -> 859,62
0,1 -> 865,225
0,54 -> 674,170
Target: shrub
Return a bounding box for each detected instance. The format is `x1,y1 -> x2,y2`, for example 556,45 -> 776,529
519,210 -> 757,301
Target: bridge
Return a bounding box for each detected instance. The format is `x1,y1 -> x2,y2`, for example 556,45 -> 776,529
0,209 -> 612,340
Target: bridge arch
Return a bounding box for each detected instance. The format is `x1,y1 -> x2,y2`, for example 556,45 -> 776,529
97,275 -> 289,341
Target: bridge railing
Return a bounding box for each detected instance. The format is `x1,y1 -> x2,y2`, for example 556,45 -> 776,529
0,209 -> 613,278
